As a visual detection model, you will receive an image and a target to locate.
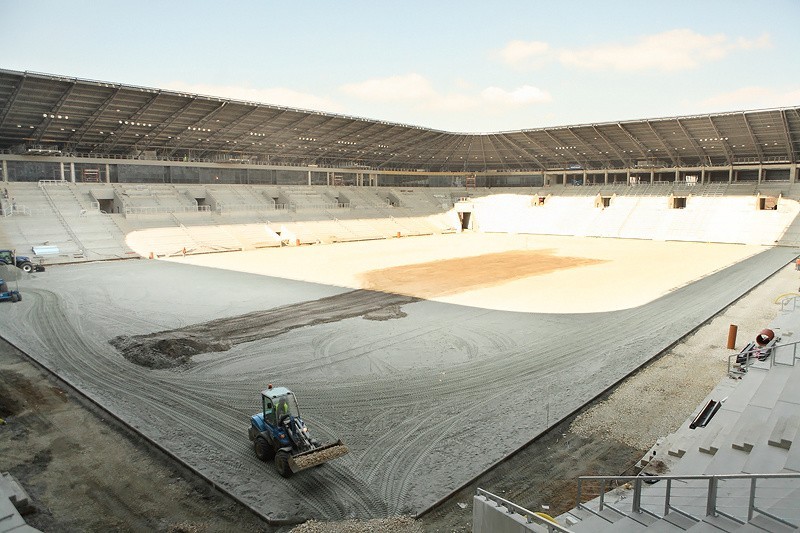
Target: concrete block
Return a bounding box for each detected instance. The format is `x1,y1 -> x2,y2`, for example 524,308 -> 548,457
645,515 -> 692,532
0,473 -> 31,512
667,436 -> 689,458
747,514 -> 797,533
472,495 -> 544,533
768,413 -> 800,450
0,498 -> 25,531
698,425 -> 723,456
730,406 -> 771,453
697,513 -> 745,532
750,366 -> 792,409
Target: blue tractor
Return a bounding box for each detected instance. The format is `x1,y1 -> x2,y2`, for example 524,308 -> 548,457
248,385 -> 348,477
0,278 -> 21,303
0,249 -> 44,273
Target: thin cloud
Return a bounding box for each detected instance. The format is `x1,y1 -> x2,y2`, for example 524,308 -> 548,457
558,29 -> 771,71
340,73 -> 437,101
341,73 -> 550,111
481,85 -> 552,105
161,82 -> 344,112
498,40 -> 550,67
699,86 -> 800,110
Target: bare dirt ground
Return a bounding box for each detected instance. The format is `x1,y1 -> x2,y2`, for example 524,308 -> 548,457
0,338 -> 272,533
0,234 -> 796,531
360,249 -> 604,298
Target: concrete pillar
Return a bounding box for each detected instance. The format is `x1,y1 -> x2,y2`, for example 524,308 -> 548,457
105,163 -> 111,183
626,169 -> 631,185
59,162 -> 65,181
70,161 -> 76,183
1,160 -> 7,183
650,170 -> 654,184
674,169 -> 679,182
307,170 -> 312,186
758,164 -> 763,184
563,172 -> 567,185
604,171 -> 608,185
791,164 -> 798,183
700,168 -> 706,184
728,167 -> 733,184
582,171 -> 587,185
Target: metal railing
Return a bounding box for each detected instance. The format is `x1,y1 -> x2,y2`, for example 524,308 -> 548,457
124,205 -> 201,215
476,488 -> 574,532
37,179 -> 69,187
727,337 -> 800,375
576,473 -> 800,528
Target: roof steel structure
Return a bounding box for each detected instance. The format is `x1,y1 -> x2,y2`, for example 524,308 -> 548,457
1,69 -> 798,173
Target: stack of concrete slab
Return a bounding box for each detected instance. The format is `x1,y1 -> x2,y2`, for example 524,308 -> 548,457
0,472 -> 40,533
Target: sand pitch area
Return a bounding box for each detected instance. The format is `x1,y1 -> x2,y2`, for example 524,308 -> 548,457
0,234 -> 795,522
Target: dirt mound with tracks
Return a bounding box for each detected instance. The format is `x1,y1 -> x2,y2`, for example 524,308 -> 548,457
110,289 -> 419,368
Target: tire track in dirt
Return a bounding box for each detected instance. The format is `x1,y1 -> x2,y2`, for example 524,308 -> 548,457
13,288 -> 386,520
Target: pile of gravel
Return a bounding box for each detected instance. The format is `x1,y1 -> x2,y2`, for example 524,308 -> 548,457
289,516 -> 423,533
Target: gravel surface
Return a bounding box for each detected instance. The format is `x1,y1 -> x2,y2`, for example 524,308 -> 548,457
569,262 -> 797,450
289,516 -> 423,533
0,235 -> 795,523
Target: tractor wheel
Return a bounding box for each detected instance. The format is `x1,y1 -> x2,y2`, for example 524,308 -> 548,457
19,262 -> 33,273
275,451 -> 293,478
254,437 -> 274,461
11,293 -> 19,303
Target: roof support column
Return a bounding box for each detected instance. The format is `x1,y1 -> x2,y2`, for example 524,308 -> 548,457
626,169 -> 630,185
59,162 -> 65,182
1,160 -> 7,183
583,171 -> 587,185
701,168 -> 705,184
791,164 -> 797,183
729,167 -> 734,184
604,170 -> 608,185
307,170 -> 312,186
758,164 -> 763,185
675,168 -> 679,182
105,164 -> 111,183
650,170 -> 654,184
70,161 -> 76,183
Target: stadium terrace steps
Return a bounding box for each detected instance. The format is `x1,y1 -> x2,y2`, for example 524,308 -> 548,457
0,183 -> 461,260
3,182 -> 799,264
547,315 -> 800,532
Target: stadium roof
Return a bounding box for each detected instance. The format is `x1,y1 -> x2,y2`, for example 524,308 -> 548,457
0,68 -> 798,173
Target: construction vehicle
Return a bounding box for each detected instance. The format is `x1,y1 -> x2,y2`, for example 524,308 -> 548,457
0,250 -> 44,273
248,385 -> 349,477
0,279 -> 21,303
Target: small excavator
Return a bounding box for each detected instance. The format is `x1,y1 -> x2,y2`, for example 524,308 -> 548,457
248,385 -> 348,477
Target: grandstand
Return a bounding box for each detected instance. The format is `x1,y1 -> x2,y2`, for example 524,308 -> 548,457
1,69 -> 800,531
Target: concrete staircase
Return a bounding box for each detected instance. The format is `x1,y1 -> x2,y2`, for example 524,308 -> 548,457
474,304 -> 800,533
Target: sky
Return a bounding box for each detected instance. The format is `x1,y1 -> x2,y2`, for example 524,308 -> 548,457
1,0 -> 799,133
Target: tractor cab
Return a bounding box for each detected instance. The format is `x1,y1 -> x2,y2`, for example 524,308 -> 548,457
261,386 -> 300,427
